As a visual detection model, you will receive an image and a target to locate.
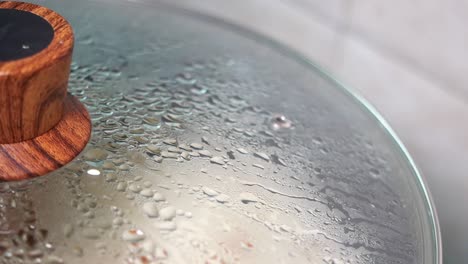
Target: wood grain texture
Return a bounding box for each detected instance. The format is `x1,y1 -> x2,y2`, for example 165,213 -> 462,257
0,94 -> 91,181
0,1 -> 74,144
0,2 -> 91,180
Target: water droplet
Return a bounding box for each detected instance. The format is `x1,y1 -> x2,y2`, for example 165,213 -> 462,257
243,131 -> 254,137
163,138 -> 177,146
116,182 -> 127,192
142,116 -> 161,126
155,247 -> 169,260
162,114 -> 183,124
153,193 -> 166,202
210,156 -> 224,165
146,145 -> 161,155
142,202 -> 159,218
159,206 -> 176,221
129,128 -> 145,134
189,151 -> 200,157
167,146 -> 182,153
77,203 -> 89,213
102,161 -> 116,170
198,150 -> 212,157
84,148 -> 108,161
113,217 -> 124,226
122,229 -> 146,242
105,173 -> 117,182
119,164 -> 130,171
175,72 -> 196,85
181,152 -> 190,160
190,143 -> 203,150
140,189 -> 153,197
271,154 -> 287,167
161,151 -> 178,159
128,183 -> 142,193
237,148 -> 248,154
28,249 -> 43,258
239,192 -> 259,203
240,241 -> 254,250
95,219 -> 111,230
112,133 -> 128,142
369,168 -> 380,178
201,136 -> 210,145
190,83 -> 207,95
323,257 -> 344,264
216,194 -> 230,203
84,211 -> 95,219
252,164 -> 264,169
254,152 -> 270,162
184,212 -> 193,218
227,151 -> 235,159
202,187 -> 218,197
178,144 -> 191,151
271,114 -> 293,130
72,246 -> 83,257
279,225 -> 291,232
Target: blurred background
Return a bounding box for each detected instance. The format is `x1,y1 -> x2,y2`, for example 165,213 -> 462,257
162,0 -> 467,262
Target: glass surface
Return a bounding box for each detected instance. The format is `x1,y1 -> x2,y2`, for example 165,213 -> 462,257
0,0 -> 440,263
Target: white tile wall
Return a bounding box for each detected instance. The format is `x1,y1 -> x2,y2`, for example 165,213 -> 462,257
293,0 -> 468,101
166,0 -> 466,261
351,0 -> 468,99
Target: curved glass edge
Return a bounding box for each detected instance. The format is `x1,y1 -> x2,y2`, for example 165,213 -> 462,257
339,79 -> 443,264
249,36 -> 443,264
66,0 -> 442,262
181,11 -> 443,264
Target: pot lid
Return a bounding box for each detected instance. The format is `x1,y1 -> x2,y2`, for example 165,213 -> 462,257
0,0 -> 440,263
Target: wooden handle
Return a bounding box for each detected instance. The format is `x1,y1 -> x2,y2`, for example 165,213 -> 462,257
0,2 -> 91,181
0,1 -> 74,144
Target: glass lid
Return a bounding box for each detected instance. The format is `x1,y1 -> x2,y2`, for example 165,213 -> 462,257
0,0 -> 440,263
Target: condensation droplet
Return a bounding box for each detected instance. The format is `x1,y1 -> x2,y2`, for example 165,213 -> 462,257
254,152 -> 270,162
122,229 -> 146,242
271,114 -> 293,130
153,193 -> 166,202
159,207 -> 176,221
210,156 -> 224,165
237,148 -> 248,154
202,187 -> 218,197
142,202 -> 159,218
240,192 -> 259,204
198,150 -> 212,157
140,189 -> 153,197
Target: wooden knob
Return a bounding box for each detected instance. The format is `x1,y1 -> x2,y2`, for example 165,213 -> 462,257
0,2 -> 91,181
0,1 -> 73,143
